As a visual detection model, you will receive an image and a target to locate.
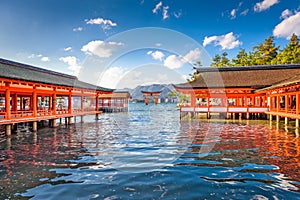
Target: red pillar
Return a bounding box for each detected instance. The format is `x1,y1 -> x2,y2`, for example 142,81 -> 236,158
52,89 -> 57,115
68,91 -> 73,114
33,86 -> 37,117
285,94 -> 288,113
13,93 -> 18,112
190,93 -> 196,107
5,83 -> 11,120
145,95 -> 149,105
81,96 -> 85,112
296,93 -> 299,115
154,96 -> 158,104
95,94 -> 99,111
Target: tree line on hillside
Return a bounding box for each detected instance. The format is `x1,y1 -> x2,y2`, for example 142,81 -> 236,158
210,33 -> 300,67
185,34 -> 299,82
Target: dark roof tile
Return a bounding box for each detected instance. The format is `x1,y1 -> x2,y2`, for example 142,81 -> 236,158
175,65 -> 300,90
0,58 -> 113,92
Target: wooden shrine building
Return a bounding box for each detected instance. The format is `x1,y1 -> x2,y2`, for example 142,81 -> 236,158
257,75 -> 300,126
0,58 -> 114,136
174,65 -> 300,124
98,91 -> 131,112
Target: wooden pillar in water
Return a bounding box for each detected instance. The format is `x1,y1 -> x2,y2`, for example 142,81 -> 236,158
246,113 -> 250,120
276,115 -> 280,123
32,121 -> 37,132
51,119 -> 57,127
68,117 -> 73,125
285,117 -> 289,125
6,124 -> 11,137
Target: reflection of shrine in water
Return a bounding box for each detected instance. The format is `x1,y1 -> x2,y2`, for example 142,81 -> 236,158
178,121 -> 300,188
0,125 -> 87,199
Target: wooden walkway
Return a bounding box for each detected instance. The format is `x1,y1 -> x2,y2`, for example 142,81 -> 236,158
0,110 -> 102,125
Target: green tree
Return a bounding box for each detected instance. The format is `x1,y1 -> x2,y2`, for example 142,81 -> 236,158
187,61 -> 202,82
210,54 -> 221,67
272,33 -> 300,64
220,52 -> 231,66
211,52 -> 231,67
251,36 -> 279,65
232,48 -> 251,66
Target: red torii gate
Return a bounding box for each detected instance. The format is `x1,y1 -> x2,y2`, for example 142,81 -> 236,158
141,91 -> 162,105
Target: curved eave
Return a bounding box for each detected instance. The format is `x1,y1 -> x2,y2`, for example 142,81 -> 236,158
173,85 -> 265,90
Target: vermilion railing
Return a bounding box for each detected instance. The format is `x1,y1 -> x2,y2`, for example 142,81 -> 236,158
180,105 -> 269,113
0,107 -> 99,121
11,110 -> 34,118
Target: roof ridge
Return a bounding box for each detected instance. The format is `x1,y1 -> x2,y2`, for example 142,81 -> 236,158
197,64 -> 300,73
0,58 -> 77,80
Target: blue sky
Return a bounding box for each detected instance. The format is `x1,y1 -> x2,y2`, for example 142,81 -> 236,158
0,0 -> 299,89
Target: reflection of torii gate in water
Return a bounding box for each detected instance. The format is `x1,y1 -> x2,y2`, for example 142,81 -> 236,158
141,91 -> 162,105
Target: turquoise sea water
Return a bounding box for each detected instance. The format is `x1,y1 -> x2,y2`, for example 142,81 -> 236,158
0,103 -> 300,199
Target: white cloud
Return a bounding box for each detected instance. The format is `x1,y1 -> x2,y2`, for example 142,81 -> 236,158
152,2 -> 173,20
29,54 -> 51,62
273,12 -> 300,39
29,54 -> 42,59
147,48 -> 202,69
229,2 -> 243,19
28,54 -> 35,59
86,17 -> 117,30
183,48 -> 201,63
152,1 -> 162,13
73,27 -> 83,32
41,57 -> 50,62
98,66 -> 125,88
164,55 -> 185,69
280,9 -> 293,19
59,56 -> 81,76
81,40 -> 124,58
174,10 -> 182,18
203,32 -> 242,50
147,50 -> 165,61
240,9 -> 249,16
230,9 -> 237,19
155,43 -> 162,47
64,47 -> 72,52
163,6 -> 169,20
254,0 -> 279,12
86,17 -> 117,26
